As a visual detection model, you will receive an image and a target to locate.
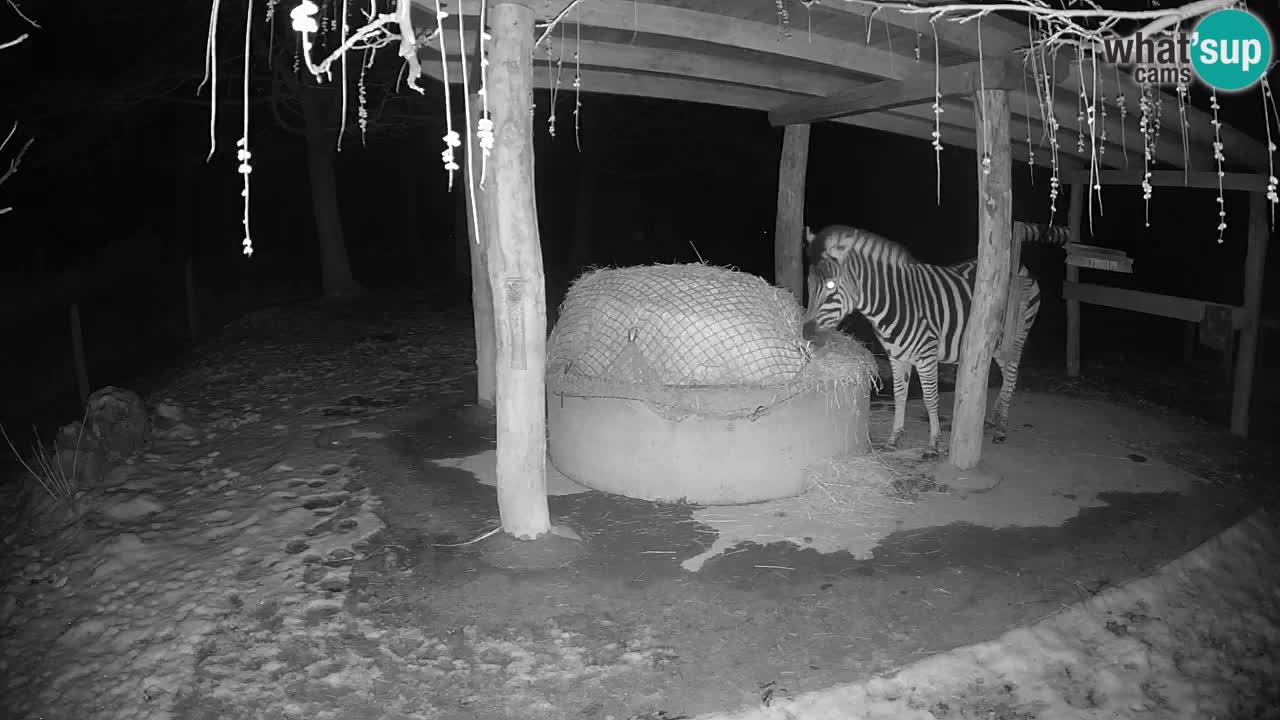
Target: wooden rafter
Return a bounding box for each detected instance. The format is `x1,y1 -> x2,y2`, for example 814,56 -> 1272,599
768,54 -> 1067,126
1061,168 -> 1272,191
809,0 -> 1026,58
443,0 -> 917,80
422,0 -> 1265,173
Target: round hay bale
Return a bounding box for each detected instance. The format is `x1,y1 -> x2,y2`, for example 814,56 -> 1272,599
547,264 -> 810,386
546,263 -> 878,506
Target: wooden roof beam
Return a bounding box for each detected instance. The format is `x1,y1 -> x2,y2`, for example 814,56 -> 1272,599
426,31 -> 848,98
768,54 -> 1066,126
1060,168 -> 1272,192
809,0 -> 1028,58
419,57 -> 1059,169
892,97 -> 1115,170
1065,56 -> 1268,171
438,0 -> 918,81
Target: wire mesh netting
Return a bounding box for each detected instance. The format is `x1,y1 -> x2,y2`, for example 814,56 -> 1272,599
547,264 -> 813,388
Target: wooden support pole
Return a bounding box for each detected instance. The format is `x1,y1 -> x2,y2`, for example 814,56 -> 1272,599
482,0 -> 551,539
69,303 -> 89,404
1000,215 -> 1023,366
774,123 -> 809,302
1230,192 -> 1271,437
1183,321 -> 1196,364
1065,182 -> 1085,377
950,89 -> 1013,470
465,92 -> 497,409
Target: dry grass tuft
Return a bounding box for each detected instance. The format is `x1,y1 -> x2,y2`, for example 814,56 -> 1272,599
1,420 -> 88,514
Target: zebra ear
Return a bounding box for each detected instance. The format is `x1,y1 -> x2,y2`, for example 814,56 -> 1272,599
804,226 -> 815,247
825,230 -> 854,261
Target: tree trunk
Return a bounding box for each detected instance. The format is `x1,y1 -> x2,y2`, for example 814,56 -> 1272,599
950,89 -> 1013,469
455,176 -> 471,288
1065,183 -> 1084,377
466,92 -> 497,409
1230,192 -> 1270,437
482,1 -> 551,539
301,89 -> 365,298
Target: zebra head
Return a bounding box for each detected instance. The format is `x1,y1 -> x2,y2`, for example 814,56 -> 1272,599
801,225 -> 861,342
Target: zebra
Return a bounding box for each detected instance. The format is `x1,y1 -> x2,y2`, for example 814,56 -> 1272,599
801,221 -> 1069,459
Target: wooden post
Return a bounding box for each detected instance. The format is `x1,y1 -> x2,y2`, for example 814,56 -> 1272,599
69,303 -> 89,403
184,257 -> 200,341
1065,182 -> 1085,377
774,123 -> 810,302
465,93 -> 497,409
1230,192 -> 1270,437
1183,321 -> 1196,363
999,214 -> 1023,365
950,89 -> 1013,469
481,0 -> 551,539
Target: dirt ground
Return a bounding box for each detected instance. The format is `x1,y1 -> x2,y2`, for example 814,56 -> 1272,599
2,291 -> 1277,720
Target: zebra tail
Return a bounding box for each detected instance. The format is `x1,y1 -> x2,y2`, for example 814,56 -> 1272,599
1013,220 -> 1071,246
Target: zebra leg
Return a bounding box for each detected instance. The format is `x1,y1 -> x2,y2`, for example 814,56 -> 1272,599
916,347 -> 943,459
991,341 -> 1027,444
887,358 -> 914,450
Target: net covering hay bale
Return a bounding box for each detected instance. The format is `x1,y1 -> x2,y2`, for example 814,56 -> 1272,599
547,264 -> 878,505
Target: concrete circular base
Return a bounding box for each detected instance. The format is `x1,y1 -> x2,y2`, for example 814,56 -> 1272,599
547,382 -> 870,505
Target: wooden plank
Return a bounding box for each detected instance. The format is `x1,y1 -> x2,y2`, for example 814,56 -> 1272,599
444,0 -> 916,81
435,0 -> 1262,170
1065,255 -> 1133,273
1001,202 -> 1023,367
1063,57 -> 1269,172
464,91 -> 496,409
1008,88 -> 1188,170
1065,183 -> 1084,377
430,33 -> 850,99
810,0 -> 1027,58
950,88 -> 1012,469
893,95 -> 1116,170
1060,168 -> 1271,191
1231,192 -> 1271,437
1063,281 -> 1248,327
768,55 -> 1063,126
482,0 -> 551,539
420,58 -> 1059,167
774,123 -> 809,303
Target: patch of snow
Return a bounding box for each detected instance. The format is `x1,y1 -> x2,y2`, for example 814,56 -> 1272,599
695,509 -> 1280,719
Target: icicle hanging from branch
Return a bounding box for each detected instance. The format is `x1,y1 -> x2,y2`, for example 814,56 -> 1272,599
1263,75 -> 1279,222
929,18 -> 943,204
432,0 -> 460,188
1210,89 -> 1226,243
1138,81 -> 1155,227
237,0 -> 256,256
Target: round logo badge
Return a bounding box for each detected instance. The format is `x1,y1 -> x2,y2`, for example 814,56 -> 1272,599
1191,9 -> 1273,92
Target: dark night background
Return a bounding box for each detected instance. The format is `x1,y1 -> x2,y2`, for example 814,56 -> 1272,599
1,0 -> 1278,439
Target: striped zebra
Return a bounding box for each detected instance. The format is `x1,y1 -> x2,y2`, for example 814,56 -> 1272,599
802,221 -> 1069,458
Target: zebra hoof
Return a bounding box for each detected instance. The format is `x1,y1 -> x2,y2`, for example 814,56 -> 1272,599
992,432 -> 1007,444
922,448 -> 939,461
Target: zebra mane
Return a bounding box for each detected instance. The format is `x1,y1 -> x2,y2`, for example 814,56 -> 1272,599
811,225 -> 918,267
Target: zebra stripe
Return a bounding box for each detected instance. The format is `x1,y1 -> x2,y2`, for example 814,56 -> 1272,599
802,222 -> 1065,457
